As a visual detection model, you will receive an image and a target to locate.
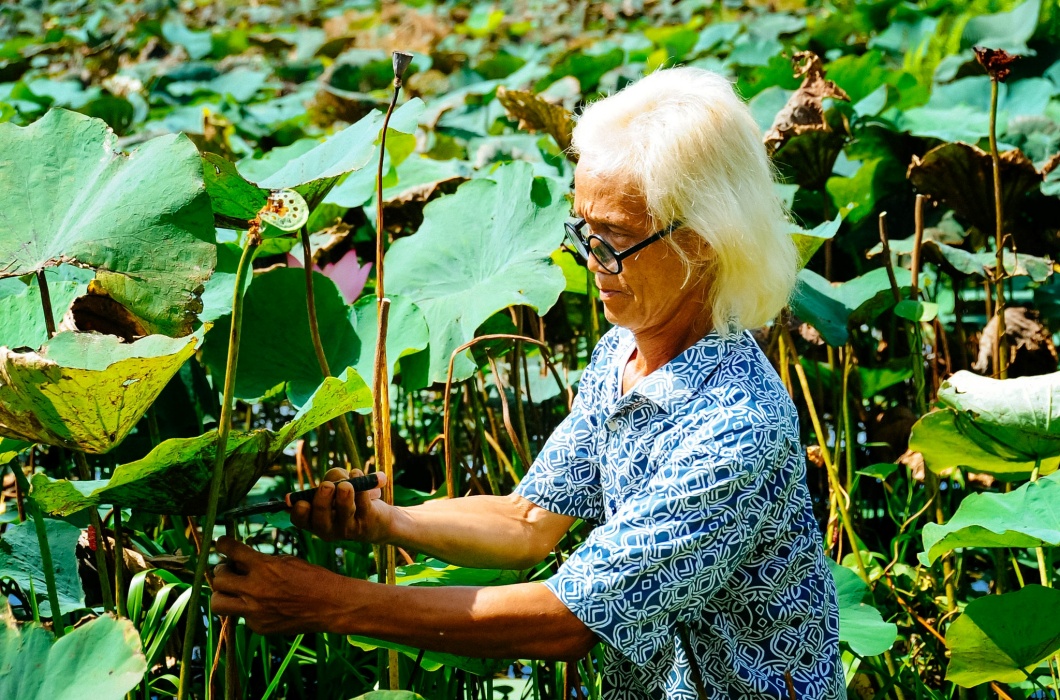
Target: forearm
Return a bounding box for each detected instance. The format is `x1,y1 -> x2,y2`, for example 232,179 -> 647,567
330,579 -> 596,661
385,495 -> 571,570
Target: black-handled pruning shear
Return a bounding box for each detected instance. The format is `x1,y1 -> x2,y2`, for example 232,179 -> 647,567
221,473 -> 381,519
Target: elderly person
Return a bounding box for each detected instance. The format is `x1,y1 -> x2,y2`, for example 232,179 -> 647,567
212,66 -> 845,699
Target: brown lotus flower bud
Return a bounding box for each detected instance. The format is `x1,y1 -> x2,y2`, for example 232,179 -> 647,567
974,46 -> 1018,82
392,51 -> 413,81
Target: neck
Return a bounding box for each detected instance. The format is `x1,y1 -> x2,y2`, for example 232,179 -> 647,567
628,305 -> 714,377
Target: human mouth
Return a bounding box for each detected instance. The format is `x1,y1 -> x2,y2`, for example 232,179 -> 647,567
597,288 -> 623,300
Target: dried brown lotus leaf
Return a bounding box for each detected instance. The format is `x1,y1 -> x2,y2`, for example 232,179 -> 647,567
496,86 -> 574,156
907,142 -> 1041,237
764,51 -> 850,157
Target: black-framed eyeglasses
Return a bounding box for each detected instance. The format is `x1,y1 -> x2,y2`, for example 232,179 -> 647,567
564,218 -> 681,275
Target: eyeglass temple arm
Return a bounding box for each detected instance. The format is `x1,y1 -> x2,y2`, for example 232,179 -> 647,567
614,222 -> 681,261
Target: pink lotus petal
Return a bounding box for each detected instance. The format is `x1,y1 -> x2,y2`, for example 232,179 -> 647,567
322,250 -> 372,304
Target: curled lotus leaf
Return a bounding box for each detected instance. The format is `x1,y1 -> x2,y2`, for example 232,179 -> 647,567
0,109 -> 216,337
909,370 -> 1060,478
907,142 -> 1042,238
0,331 -> 201,453
920,470 -> 1060,566
31,369 -> 371,516
496,86 -> 574,155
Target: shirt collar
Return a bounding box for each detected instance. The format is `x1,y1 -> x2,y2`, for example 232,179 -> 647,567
615,326 -> 735,414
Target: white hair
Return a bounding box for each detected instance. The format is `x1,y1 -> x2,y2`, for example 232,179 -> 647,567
571,66 -> 797,333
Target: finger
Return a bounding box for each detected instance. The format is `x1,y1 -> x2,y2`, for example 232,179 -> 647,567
290,499 -> 311,529
323,467 -> 349,482
211,591 -> 249,617
216,536 -> 259,565
311,481 -> 335,534
334,480 -> 355,526
211,564 -> 247,595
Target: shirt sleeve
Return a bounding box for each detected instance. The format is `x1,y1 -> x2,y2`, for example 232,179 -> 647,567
542,419 -> 794,665
511,331 -> 620,523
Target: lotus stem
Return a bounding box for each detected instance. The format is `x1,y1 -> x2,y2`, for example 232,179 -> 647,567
36,270 -> 56,338
375,50 -> 411,691
988,76 -> 1009,379
113,506 -> 125,617
783,328 -> 870,585
74,451 -> 113,613
177,234 -> 259,700
9,460 -> 64,637
299,225 -> 363,472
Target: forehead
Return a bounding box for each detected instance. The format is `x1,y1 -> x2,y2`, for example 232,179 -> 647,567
573,161 -> 651,227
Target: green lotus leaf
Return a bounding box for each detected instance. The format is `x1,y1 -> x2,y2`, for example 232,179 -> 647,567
0,109 -> 216,337
0,331 -> 201,453
0,604 -> 146,700
201,267 -> 361,407
910,371 -> 1060,478
202,99 -> 423,228
350,295 -> 429,390
826,559 -> 897,657
0,518 -> 84,615
0,438 -> 31,465
791,268 -> 913,346
0,278 -> 84,350
791,214 -> 842,269
31,370 -> 371,516
920,470 -> 1060,566
386,161 -> 569,384
946,585 -> 1060,687
870,236 -> 1054,283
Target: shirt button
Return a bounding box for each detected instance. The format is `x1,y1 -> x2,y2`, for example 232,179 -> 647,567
605,419 -> 619,431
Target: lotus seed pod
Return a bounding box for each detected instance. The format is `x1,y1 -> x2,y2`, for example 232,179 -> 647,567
392,51 -> 413,80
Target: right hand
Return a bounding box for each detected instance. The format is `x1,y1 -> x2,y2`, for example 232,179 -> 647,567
289,468 -> 391,543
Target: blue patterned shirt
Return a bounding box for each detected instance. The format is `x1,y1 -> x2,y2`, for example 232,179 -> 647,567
514,325 -> 845,700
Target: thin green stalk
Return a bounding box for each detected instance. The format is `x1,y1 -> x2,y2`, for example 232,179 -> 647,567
74,451 -> 113,613
113,507 -> 126,617
10,462 -> 64,637
988,76 -> 1009,379
1031,460 -> 1053,588
300,225 -> 362,471
177,236 -> 259,700
260,634 -> 304,699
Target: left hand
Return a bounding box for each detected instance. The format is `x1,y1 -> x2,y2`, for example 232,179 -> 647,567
210,536 -> 352,635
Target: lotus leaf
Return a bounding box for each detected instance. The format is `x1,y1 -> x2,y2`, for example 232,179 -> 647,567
791,268 -> 912,346
0,109 -> 216,337
871,236 -> 1055,283
826,559 -> 898,657
907,143 -> 1042,239
0,331 -> 201,453
791,214 -> 842,269
0,438 -> 31,465
386,161 -> 569,384
201,267 -> 361,407
945,585 -> 1060,686
920,470 -> 1060,565
31,370 -> 371,516
0,604 -> 146,700
909,371 -> 1060,478
0,279 -> 84,350
0,518 -> 83,614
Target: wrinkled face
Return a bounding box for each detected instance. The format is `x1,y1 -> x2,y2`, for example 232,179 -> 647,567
572,159 -> 711,334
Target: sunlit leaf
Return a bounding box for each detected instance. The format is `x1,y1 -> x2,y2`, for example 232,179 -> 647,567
920,470 -> 1060,565
826,559 -> 897,657
386,161 -> 568,384
0,331 -> 201,453
0,109 -> 216,336
910,371 -> 1060,478
0,604 -> 146,699
946,585 -> 1060,686
31,370 -> 372,515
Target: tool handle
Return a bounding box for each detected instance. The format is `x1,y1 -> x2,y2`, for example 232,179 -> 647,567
285,473 -> 381,507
